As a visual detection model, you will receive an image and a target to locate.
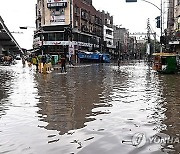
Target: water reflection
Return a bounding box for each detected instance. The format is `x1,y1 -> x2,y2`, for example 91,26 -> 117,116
1,61 -> 180,154
159,74 -> 180,153
0,66 -> 13,118
37,64 -> 113,135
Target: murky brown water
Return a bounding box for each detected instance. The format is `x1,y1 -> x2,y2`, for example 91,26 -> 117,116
0,60 -> 180,154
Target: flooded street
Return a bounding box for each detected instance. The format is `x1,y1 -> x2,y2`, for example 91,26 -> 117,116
1,60 -> 180,154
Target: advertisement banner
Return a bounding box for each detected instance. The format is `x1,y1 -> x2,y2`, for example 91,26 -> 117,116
50,15 -> 65,25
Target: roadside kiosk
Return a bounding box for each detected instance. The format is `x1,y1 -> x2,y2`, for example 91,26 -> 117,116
152,52 -> 177,74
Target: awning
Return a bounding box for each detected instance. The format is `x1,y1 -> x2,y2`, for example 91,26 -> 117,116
169,41 -> 180,45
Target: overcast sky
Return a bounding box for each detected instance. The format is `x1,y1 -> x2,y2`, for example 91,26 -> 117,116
0,0 -> 165,49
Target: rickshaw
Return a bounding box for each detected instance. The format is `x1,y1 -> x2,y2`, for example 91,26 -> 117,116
152,52 -> 177,74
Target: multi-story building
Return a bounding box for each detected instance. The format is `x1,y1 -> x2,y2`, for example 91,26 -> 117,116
100,10 -> 116,56
167,0 -> 174,36
113,26 -> 128,57
33,0 -> 103,62
168,0 -> 180,53
73,0 -> 103,51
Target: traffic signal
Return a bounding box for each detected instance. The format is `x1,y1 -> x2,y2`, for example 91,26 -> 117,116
126,0 -> 137,2
160,36 -> 167,44
19,26 -> 28,29
156,16 -> 160,28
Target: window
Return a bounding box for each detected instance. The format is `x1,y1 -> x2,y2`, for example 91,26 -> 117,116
74,20 -> 78,27
106,29 -> 112,35
60,8 -> 65,15
75,6 -> 79,14
56,7 -> 60,11
56,33 -> 64,41
178,0 -> 180,5
51,8 -> 65,16
81,11 -> 84,16
48,33 -> 55,41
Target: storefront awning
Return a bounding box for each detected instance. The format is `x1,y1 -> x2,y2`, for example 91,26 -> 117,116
169,41 -> 180,45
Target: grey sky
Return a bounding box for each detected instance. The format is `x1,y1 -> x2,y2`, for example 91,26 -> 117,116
0,0 -> 165,49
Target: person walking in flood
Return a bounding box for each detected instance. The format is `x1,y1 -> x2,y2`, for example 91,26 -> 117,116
117,58 -> 121,67
61,55 -> 66,73
32,55 -> 39,71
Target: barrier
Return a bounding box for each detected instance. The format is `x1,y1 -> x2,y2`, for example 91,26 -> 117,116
38,63 -> 44,73
43,63 -> 52,74
38,62 -> 52,74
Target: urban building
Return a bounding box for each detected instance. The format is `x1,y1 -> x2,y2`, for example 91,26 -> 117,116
167,0 -> 174,36
33,0 -> 103,62
168,0 -> 180,53
73,0 -> 103,51
33,0 -> 72,57
113,26 -> 129,58
100,10 -> 115,55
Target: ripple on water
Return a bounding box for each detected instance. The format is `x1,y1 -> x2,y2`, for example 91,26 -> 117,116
1,61 -> 180,153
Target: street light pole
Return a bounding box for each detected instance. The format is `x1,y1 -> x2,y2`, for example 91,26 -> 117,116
141,0 -> 162,36
126,0 -> 163,52
160,0 -> 163,52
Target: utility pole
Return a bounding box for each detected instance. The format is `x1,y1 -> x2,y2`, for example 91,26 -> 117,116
147,18 -> 151,55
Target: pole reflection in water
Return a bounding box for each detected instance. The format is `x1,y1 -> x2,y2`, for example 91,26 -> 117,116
1,61 -> 180,154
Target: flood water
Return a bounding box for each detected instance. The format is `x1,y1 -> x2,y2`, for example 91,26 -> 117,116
0,60 -> 180,154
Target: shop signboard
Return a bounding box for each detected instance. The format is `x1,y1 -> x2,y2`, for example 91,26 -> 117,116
47,0 -> 67,3
47,2 -> 67,8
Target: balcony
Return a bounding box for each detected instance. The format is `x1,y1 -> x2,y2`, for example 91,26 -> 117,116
81,15 -> 88,21
175,31 -> 180,39
81,25 -> 89,32
94,21 -> 102,27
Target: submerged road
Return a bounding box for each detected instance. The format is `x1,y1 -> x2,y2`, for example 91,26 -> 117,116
0,60 -> 180,154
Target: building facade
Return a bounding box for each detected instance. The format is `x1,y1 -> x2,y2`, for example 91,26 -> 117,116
33,0 -> 103,60
100,10 -> 116,56
113,26 -> 129,57
168,0 -> 180,53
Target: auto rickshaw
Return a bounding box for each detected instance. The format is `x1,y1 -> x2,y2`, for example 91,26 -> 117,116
152,52 -> 177,74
